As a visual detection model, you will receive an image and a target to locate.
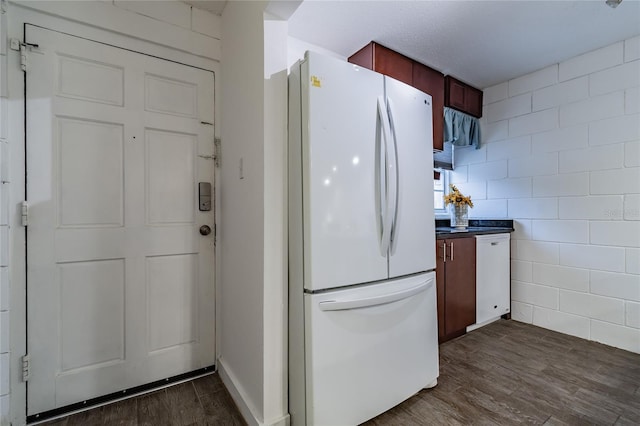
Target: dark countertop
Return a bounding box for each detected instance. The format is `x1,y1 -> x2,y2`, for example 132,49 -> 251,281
435,219 -> 514,239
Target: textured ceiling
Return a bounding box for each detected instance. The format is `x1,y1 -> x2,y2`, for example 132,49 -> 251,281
185,0 -> 640,89
287,0 -> 640,88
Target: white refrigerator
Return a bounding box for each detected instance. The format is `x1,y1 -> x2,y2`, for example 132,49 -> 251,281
288,51 -> 439,426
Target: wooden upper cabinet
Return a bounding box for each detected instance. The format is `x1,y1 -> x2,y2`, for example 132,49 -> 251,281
348,42 -> 444,151
445,76 -> 483,118
349,42 -> 413,85
413,63 -> 444,151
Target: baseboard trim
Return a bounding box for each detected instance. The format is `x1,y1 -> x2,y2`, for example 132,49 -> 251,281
466,316 -> 502,333
217,358 -> 290,426
217,358 -> 258,426
264,413 -> 291,426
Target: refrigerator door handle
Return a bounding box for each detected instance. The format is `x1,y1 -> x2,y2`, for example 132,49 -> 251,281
385,98 -> 400,255
318,278 -> 434,311
377,96 -> 393,256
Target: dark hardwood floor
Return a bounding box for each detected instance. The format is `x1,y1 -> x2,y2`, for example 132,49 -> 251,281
365,319 -> 640,425
38,320 -> 640,425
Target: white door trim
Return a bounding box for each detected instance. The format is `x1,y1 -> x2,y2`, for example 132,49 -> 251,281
8,5 -> 221,425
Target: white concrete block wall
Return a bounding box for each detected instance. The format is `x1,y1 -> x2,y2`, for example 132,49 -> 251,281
560,91 -> 625,127
589,114 -> 640,146
558,144 -> 624,173
486,135 -> 531,161
626,141 -> 640,167
482,119 -> 509,142
532,173 -> 589,197
464,35 -> 640,353
627,248 -> 640,274
508,107 -> 558,137
113,0 -> 222,38
559,43 -> 623,81
627,301 -> 640,328
507,197 -> 557,219
114,0 -> 192,29
482,81 -> 507,105
532,264 -> 589,292
508,65 -> 557,97
0,3 -> 8,423
508,152 -> 558,177
532,125 -> 588,153
533,76 -> 588,111
625,194 -> 640,220
485,92 -> 531,122
590,168 -> 640,195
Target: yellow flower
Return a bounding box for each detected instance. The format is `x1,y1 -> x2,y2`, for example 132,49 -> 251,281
443,184 -> 474,208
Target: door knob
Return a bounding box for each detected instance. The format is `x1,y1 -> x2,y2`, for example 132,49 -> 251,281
200,225 -> 212,236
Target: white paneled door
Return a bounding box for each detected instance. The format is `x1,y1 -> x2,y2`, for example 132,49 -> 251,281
25,25 -> 216,415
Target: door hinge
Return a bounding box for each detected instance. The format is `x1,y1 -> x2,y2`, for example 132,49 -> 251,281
21,201 -> 28,227
9,39 -> 39,72
22,354 -> 31,382
214,137 -> 221,168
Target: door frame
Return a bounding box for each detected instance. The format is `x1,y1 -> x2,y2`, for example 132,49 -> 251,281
8,4 -> 222,424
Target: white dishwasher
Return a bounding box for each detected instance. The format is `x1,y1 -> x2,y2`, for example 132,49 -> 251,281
475,233 -> 511,325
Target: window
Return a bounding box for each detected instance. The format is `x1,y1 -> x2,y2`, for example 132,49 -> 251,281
434,169 -> 448,214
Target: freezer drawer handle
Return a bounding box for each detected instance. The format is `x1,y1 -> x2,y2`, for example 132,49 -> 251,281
318,278 -> 434,311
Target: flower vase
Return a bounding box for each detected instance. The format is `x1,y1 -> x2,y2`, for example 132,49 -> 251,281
450,204 -> 469,228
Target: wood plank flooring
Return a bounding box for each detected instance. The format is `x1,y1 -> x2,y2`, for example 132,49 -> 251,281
38,374 -> 245,426
364,319 -> 640,425
38,320 -> 640,425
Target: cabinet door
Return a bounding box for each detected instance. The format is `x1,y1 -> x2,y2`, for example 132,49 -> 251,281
413,63 -> 444,151
348,42 -> 374,69
476,234 -> 510,324
435,240 -> 446,341
445,76 -> 484,118
445,77 -> 467,111
465,87 -> 483,118
444,237 -> 476,335
372,44 -> 413,86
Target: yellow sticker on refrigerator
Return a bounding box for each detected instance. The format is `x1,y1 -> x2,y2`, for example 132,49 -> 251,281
311,76 -> 321,88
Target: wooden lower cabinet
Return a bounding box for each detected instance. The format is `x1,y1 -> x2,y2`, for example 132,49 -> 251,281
435,236 -> 476,343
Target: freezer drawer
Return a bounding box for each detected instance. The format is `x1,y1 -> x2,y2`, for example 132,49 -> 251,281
304,272 -> 439,425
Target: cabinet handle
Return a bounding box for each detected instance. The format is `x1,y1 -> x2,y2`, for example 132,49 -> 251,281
491,242 -> 499,246
442,242 -> 447,262
450,242 -> 454,261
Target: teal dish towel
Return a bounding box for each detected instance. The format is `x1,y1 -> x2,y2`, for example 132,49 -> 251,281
443,107 -> 481,149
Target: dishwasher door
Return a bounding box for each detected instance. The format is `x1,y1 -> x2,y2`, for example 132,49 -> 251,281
475,233 -> 511,324
304,271 -> 438,426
